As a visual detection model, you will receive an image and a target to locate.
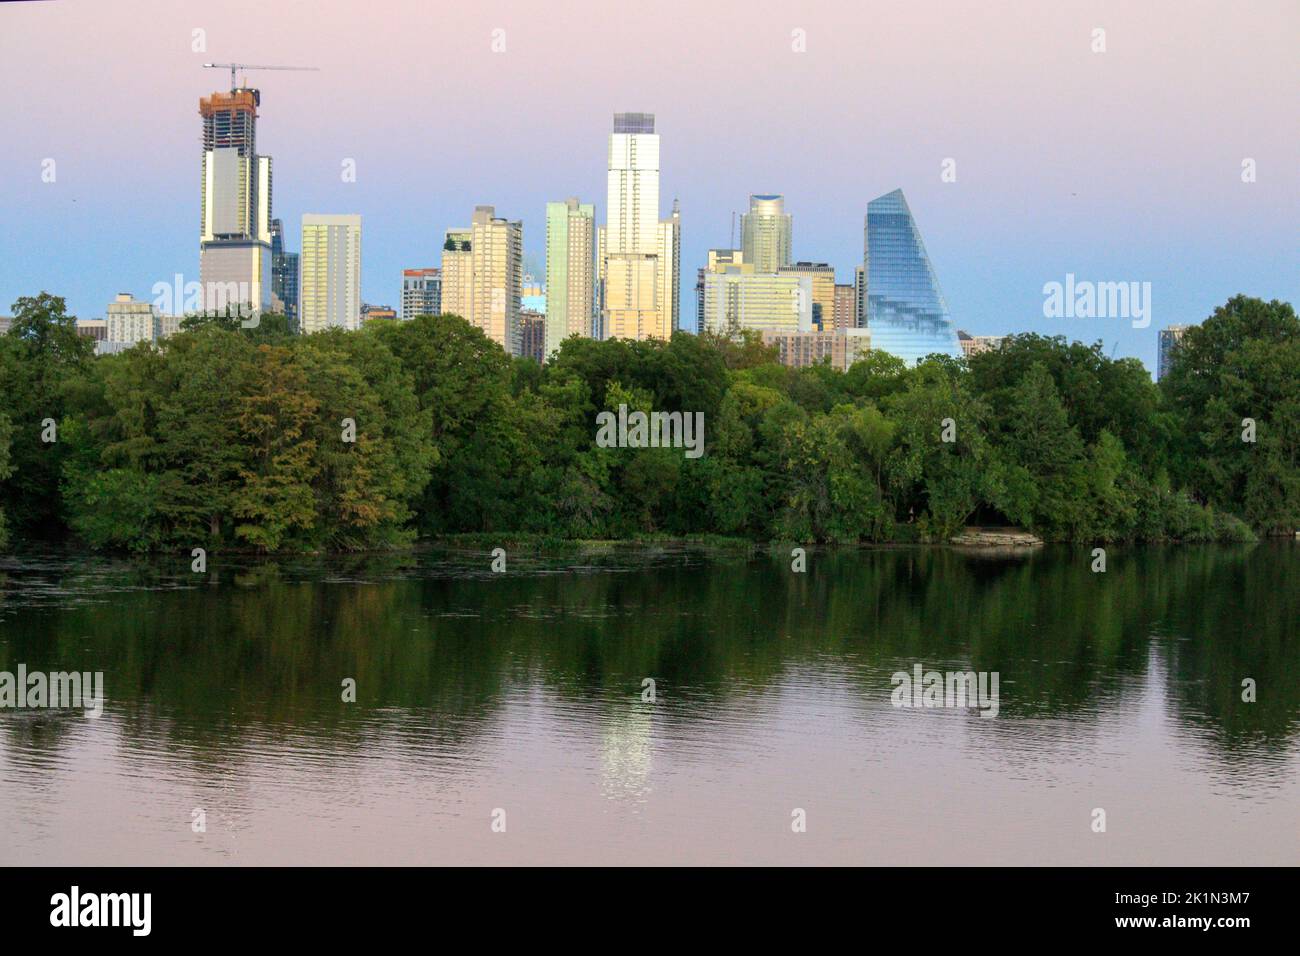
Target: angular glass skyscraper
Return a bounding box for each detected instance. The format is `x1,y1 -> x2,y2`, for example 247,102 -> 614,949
863,189 -> 961,365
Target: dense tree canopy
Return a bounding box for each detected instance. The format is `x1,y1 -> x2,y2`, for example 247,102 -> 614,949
1,293 -> 1294,552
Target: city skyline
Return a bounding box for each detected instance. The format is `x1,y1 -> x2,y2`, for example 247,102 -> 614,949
1,1 -> 1298,886
1,0 -> 1296,372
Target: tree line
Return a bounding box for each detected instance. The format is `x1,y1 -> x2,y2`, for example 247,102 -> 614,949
0,292 -> 1296,552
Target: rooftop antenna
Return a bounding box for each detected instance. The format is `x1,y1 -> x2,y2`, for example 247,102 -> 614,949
203,62 -> 320,92
730,210 -> 736,249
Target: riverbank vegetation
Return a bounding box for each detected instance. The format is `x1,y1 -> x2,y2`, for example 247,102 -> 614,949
1,293 -> 1295,552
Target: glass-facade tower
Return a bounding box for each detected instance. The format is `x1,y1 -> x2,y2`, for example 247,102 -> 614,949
740,194 -> 792,273
270,218 -> 299,323
863,189 -> 961,364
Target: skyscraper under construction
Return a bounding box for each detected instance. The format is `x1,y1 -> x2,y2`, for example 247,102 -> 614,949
198,87 -> 274,315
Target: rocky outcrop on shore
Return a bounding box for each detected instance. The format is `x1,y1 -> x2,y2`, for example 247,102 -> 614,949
950,528 -> 1044,548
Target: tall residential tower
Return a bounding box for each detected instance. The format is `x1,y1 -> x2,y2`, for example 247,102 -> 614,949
299,214 -> 362,332
740,194 -> 792,273
545,198 -> 595,358
601,113 -> 677,341
441,206 -> 523,354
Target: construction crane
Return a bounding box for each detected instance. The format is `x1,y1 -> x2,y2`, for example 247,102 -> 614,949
203,62 -> 319,92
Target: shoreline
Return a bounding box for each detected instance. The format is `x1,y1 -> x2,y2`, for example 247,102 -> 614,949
3,529 -> 1289,560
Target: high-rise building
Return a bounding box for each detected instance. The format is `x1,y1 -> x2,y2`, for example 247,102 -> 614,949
701,265 -> 812,335
440,206 -> 523,354
741,194 -> 792,273
762,328 -> 871,371
602,112 -> 673,341
440,228 -> 473,321
545,197 -> 596,358
854,264 -> 866,328
778,262 -> 835,331
198,88 -> 273,314
863,188 -> 961,364
594,225 -> 606,339
520,309 -> 547,363
299,214 -> 362,332
401,268 -> 441,320
833,283 -> 856,332
659,198 -> 681,332
270,218 -> 299,322
1158,325 -> 1191,381
696,249 -> 743,335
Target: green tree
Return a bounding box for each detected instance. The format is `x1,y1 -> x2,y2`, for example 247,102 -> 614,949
883,360 -> 991,539
0,412 -> 13,548
1162,297 -> 1300,534
231,345 -> 321,550
0,294 -> 95,534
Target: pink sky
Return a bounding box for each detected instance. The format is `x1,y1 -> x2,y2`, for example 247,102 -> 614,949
1,0 -> 1296,368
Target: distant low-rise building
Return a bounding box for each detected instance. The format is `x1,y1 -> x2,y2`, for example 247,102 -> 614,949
401,268 -> 441,320
76,319 -> 107,342
957,330 -> 1005,358
762,328 -> 871,371
361,303 -> 397,323
106,293 -> 158,346
95,341 -> 135,355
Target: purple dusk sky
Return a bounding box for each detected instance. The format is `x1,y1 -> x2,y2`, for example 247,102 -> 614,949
1,0 -> 1295,371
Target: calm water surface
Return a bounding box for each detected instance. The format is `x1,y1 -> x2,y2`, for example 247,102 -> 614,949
1,542 -> 1297,865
